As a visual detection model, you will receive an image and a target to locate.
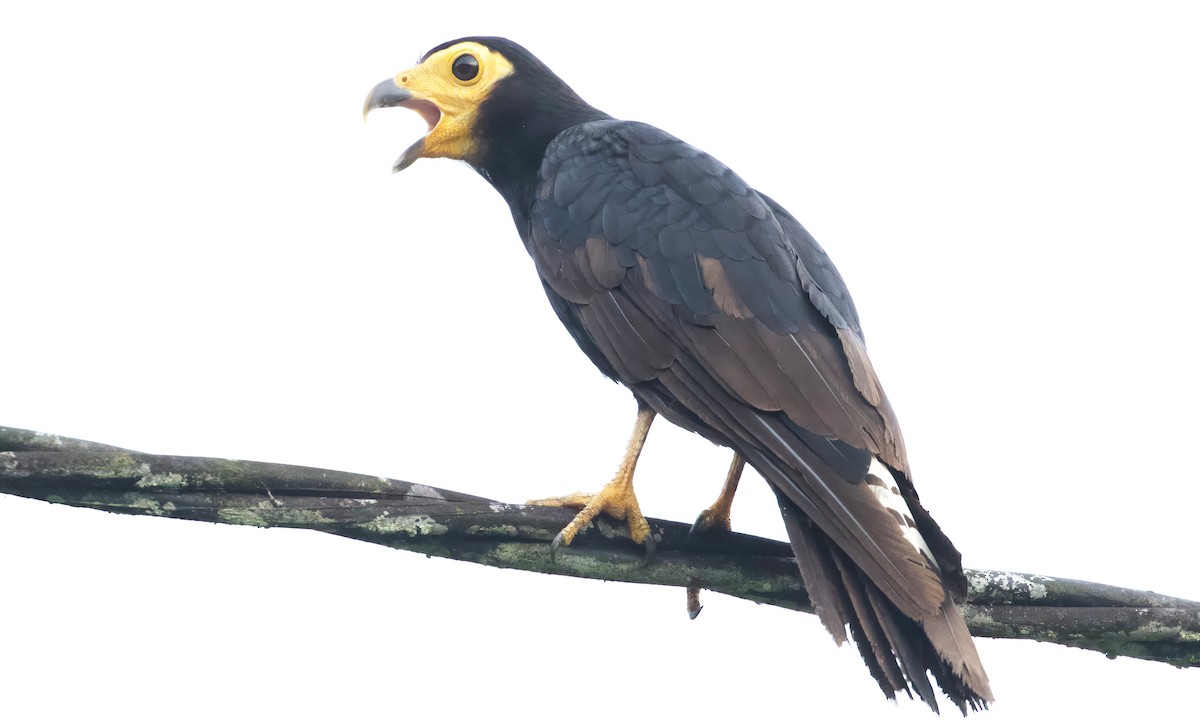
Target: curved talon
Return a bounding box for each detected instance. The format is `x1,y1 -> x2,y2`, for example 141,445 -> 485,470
550,532 -> 562,562
687,509 -> 730,546
687,585 -> 704,619
538,406 -> 658,565
640,530 -> 657,566
550,522 -> 656,565
687,454 -> 744,546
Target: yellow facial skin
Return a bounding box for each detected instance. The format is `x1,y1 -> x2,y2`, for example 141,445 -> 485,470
365,41 -> 515,171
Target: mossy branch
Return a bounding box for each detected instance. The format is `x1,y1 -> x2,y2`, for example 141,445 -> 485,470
2,425 -> 1197,668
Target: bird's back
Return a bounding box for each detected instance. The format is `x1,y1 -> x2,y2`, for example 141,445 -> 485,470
526,119 -> 992,712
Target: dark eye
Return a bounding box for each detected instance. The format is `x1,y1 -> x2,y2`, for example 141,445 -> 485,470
452,54 -> 479,81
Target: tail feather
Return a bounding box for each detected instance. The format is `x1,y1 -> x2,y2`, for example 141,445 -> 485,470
776,489 -> 847,643
864,578 -> 940,711
637,357 -> 992,711
834,551 -> 911,700
778,490 -> 900,693
924,597 -> 994,712
775,490 -> 992,714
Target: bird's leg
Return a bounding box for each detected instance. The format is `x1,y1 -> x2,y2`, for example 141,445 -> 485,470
528,406 -> 656,556
686,583 -> 704,620
688,453 -> 745,542
685,453 -> 746,619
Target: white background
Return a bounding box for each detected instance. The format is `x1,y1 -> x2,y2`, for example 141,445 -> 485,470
2,2 -> 1198,717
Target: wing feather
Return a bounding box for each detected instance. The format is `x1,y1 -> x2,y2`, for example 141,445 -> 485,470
528,119 -> 990,707
532,121 -> 943,606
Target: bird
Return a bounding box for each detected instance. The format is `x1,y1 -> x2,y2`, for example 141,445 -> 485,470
364,36 -> 992,714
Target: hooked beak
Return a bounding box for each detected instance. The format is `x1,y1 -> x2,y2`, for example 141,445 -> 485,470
363,78 -> 440,173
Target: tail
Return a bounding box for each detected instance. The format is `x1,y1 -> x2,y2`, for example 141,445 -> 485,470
774,486 -> 993,715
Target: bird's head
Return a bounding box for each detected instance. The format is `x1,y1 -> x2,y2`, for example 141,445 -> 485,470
364,37 -> 607,177
363,38 -> 514,173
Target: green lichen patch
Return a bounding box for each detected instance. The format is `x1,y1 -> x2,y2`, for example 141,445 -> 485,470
359,512 -> 448,537
69,453 -> 145,479
129,497 -> 165,516
265,508 -> 332,527
135,468 -> 188,490
518,525 -> 553,539
406,484 -> 444,500
467,524 -> 521,537
217,508 -> 271,527
968,570 -> 1049,604
484,542 -> 554,573
1125,620 -> 1200,643
216,505 -> 331,528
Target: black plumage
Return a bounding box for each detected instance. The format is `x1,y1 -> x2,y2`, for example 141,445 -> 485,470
365,36 -> 993,714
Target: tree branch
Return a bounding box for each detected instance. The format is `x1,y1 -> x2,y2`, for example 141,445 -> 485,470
2,425 -> 1197,668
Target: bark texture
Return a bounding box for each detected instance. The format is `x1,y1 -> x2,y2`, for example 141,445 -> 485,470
2,425 -> 1197,668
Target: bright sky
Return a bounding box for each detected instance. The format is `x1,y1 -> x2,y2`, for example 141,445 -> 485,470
3,2 -> 1198,718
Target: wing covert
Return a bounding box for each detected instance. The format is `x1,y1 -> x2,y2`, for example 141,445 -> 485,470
528,119 -> 933,617
532,119 -> 902,466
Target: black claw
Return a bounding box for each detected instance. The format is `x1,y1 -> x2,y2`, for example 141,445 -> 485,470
550,531 -> 565,563
640,530 -> 657,567
687,512 -> 733,547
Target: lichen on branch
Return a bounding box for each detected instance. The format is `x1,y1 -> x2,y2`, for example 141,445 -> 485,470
2,425 -> 1197,668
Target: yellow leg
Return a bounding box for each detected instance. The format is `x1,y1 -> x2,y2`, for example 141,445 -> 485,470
528,406 -> 656,554
685,453 -> 746,619
688,454 -> 745,540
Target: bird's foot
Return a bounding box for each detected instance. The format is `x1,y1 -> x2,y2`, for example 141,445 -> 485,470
528,477 -> 654,561
686,454 -> 744,546
682,503 -> 732,620
687,504 -> 734,544
683,454 -> 745,619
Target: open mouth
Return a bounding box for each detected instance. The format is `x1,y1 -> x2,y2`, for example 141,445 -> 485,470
363,80 -> 442,172
391,98 -> 441,173
404,98 -> 441,133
